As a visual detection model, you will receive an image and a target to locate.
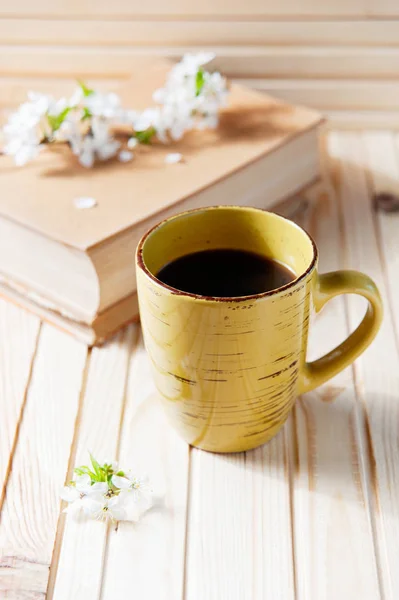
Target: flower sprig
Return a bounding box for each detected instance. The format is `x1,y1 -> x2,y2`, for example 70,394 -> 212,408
61,453 -> 153,523
3,52 -> 228,168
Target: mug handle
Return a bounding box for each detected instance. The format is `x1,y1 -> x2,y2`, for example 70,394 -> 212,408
299,270 -> 383,394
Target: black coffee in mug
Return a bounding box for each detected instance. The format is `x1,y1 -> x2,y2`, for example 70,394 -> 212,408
156,249 -> 296,297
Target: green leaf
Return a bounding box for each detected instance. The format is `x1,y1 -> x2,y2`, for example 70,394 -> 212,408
81,107 -> 92,121
135,127 -> 156,144
90,453 -> 104,481
47,107 -> 71,133
115,470 -> 125,477
74,465 -> 96,480
195,69 -> 205,96
78,79 -> 94,98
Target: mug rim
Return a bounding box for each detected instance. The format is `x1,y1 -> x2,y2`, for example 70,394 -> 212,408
136,205 -> 318,302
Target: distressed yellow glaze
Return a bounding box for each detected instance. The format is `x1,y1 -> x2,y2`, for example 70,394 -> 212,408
136,207 -> 382,453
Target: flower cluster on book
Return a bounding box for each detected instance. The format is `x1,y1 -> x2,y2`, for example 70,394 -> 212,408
3,52 -> 228,168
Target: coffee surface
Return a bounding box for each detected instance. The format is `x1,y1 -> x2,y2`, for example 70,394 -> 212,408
156,249 -> 296,297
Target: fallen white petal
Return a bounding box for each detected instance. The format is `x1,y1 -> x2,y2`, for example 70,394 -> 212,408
118,150 -> 134,162
165,152 -> 183,164
74,196 -> 97,210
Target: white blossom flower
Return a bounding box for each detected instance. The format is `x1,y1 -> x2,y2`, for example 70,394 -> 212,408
2,56 -> 228,167
83,493 -> 127,522
69,86 -> 84,107
170,51 -> 215,79
61,474 -> 108,514
85,91 -> 122,120
150,52 -> 227,141
133,108 -> 159,132
4,134 -> 42,166
65,117 -> 120,168
112,473 -> 153,504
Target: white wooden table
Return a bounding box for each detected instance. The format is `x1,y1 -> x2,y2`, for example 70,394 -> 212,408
1,131 -> 399,600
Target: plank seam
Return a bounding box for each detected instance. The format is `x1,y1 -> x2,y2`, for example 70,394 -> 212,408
334,135 -> 385,600
1,15 -> 399,22
46,344 -> 91,599
287,415 -> 298,599
363,133 -> 399,358
98,325 -> 140,600
0,319 -> 42,514
182,445 -> 193,600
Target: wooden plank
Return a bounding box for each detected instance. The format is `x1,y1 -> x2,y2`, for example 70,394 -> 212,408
1,19 -> 399,47
186,433 -> 295,600
0,45 -> 398,79
0,324 -> 88,599
0,300 -> 40,508
51,326 -> 136,600
240,79 -> 399,111
0,0 -> 368,18
325,110 -> 399,130
101,332 -> 189,600
291,139 -> 380,599
342,130 -> 399,599
1,76 -> 398,117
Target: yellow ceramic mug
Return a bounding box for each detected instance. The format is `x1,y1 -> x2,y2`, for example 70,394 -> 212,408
136,206 -> 382,453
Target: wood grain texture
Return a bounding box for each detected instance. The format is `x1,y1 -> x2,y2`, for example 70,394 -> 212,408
0,0 -> 379,18
1,45 -> 398,79
291,142 -> 380,599
1,19 -> 399,46
336,130 -> 399,600
241,79 -> 399,111
0,324 -> 87,599
0,300 -> 40,509
51,326 -> 136,600
101,331 -> 189,600
186,432 -> 295,600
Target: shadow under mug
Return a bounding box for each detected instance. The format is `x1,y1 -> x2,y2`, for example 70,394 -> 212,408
136,206 -> 383,453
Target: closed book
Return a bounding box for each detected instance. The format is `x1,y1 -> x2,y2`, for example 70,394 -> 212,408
0,59 -> 323,345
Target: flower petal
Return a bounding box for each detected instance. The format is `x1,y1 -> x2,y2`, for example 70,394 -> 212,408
75,474 -> 92,491
74,196 -> 97,210
60,486 -> 79,502
165,152 -> 183,165
109,505 -> 127,521
90,482 -> 108,494
111,475 -> 132,490
63,500 -> 83,515
82,497 -> 102,516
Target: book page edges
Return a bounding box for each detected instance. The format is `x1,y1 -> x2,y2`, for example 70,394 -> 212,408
0,277 -> 139,346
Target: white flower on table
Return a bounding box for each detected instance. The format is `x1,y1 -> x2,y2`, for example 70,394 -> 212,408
83,492 -> 127,522
60,474 -> 108,515
112,473 -> 153,504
